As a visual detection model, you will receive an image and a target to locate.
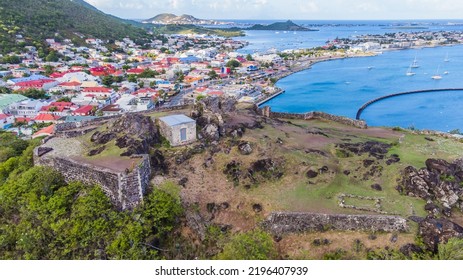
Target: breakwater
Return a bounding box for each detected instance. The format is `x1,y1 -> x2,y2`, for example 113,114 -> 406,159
356,88 -> 463,120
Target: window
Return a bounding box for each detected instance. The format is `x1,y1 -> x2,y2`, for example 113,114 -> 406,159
180,128 -> 187,141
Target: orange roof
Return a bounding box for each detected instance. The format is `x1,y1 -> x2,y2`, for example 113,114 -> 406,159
59,81 -> 81,87
32,124 -> 55,138
34,114 -> 60,121
82,87 -> 112,93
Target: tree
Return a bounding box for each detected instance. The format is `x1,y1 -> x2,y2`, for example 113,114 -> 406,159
208,70 -> 218,80
217,229 -> 277,260
438,238 -> 463,260
246,54 -> 254,61
44,65 -> 55,76
45,51 -> 59,62
101,75 -> 115,87
226,59 -> 241,69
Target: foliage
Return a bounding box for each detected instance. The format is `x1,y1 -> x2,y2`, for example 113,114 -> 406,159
438,238 -> 463,260
0,136 -> 184,259
15,89 -> 47,99
0,0 -> 150,54
216,229 -> 277,260
226,59 -> 241,69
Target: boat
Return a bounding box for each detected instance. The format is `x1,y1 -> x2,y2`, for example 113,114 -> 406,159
432,65 -> 442,80
406,64 -> 416,76
367,66 -> 374,70
444,52 -> 450,62
411,55 -> 420,68
444,71 -> 449,75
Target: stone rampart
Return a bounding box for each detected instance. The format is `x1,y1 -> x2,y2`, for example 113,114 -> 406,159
34,150 -> 151,210
256,106 -> 367,129
262,212 -> 409,235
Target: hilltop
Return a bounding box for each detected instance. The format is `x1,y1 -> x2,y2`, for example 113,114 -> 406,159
248,20 -> 318,31
20,97 -> 463,259
0,0 -> 150,54
144,13 -> 226,25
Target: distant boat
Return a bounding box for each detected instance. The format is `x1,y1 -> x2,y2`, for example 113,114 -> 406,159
406,64 -> 416,76
367,66 -> 374,70
444,71 -> 449,75
411,55 -> 420,68
444,52 -> 450,62
432,65 -> 442,80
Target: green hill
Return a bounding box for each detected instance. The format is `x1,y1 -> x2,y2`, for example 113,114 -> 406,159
0,0 -> 151,54
248,20 -> 318,31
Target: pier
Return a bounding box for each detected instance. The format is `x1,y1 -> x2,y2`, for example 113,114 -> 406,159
356,88 -> 463,120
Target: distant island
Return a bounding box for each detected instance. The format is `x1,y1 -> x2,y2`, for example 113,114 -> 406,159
143,13 -> 228,25
247,20 -> 319,31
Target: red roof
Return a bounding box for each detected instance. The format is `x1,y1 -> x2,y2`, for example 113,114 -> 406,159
40,105 -> 65,112
0,114 -> 11,120
15,79 -> 56,87
15,117 -> 32,123
82,87 -> 112,93
126,68 -> 145,74
208,90 -> 224,96
59,81 -> 81,87
73,105 -> 94,115
51,102 -> 73,107
34,114 -> 60,121
32,124 -> 55,138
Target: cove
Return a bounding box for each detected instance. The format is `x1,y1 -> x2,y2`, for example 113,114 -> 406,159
263,45 -> 463,132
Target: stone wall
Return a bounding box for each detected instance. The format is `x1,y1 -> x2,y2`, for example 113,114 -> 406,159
262,212 -> 409,235
34,150 -> 151,210
256,106 -> 367,129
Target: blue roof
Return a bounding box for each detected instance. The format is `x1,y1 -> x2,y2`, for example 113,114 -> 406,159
159,114 -> 195,126
9,74 -> 49,84
179,56 -> 200,63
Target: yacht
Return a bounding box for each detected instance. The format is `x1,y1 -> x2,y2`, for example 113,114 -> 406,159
411,55 -> 420,68
444,52 -> 450,62
406,64 -> 416,76
432,65 -> 442,80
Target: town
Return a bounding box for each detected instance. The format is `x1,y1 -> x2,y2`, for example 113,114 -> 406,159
1,29 -> 463,140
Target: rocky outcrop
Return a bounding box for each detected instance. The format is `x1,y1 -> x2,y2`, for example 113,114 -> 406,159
238,141 -> 253,155
397,158 -> 463,213
336,141 -> 392,159
418,217 -> 463,252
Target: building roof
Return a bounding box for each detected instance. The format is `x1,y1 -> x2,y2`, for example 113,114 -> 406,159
32,124 -> 55,139
0,94 -> 29,111
34,113 -> 60,121
73,105 -> 94,114
159,114 -> 195,126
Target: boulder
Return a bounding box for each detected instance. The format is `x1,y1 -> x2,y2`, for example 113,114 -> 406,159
202,124 -> 220,142
419,217 -> 463,252
306,170 -> 318,179
371,184 -> 382,191
238,141 -> 253,155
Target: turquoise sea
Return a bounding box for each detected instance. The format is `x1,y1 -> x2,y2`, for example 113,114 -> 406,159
233,20 -> 463,132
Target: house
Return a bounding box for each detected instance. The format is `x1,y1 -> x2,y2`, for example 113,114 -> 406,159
0,114 -> 15,129
158,114 -> 196,147
72,105 -> 95,116
8,99 -> 50,117
32,124 -> 55,139
0,94 -> 29,114
100,104 -> 123,116
33,113 -> 61,123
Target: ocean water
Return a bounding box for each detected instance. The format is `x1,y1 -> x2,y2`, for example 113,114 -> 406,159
263,45 -> 463,132
232,20 -> 463,54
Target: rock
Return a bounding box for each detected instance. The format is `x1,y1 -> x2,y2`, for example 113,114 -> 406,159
426,159 -> 457,175
150,150 -> 169,175
390,233 -> 398,243
249,158 -> 284,181
312,238 -> 331,246
220,202 -> 230,210
425,137 -> 435,142
363,159 -> 375,168
204,157 -> 215,168
202,123 -> 220,142
87,145 -> 105,156
336,141 -> 392,159
424,203 -> 440,215
386,154 -> 401,165
397,166 -> 433,199
318,166 -> 329,174
418,217 -> 463,252
276,138 -> 284,144
224,160 -> 242,185
306,170 -> 318,179
90,131 -> 116,145
371,184 -> 382,191
343,170 -> 351,176
252,203 -> 263,213
399,244 -> 423,258
185,209 -> 208,241
238,141 -> 253,155
178,177 -> 188,187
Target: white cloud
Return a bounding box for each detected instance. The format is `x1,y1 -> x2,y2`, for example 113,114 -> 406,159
83,0 -> 463,20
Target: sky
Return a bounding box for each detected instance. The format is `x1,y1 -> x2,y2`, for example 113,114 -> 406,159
84,0 -> 463,20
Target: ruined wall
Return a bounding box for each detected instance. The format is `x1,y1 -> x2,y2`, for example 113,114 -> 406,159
34,150 -> 151,210
262,212 -> 409,235
256,106 -> 367,129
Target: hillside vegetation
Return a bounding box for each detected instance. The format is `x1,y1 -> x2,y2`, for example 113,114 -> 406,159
0,0 -> 150,54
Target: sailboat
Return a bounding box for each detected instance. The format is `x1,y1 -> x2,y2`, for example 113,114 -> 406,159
432,65 -> 442,80
444,52 -> 450,62
411,55 -> 419,68
406,64 -> 416,76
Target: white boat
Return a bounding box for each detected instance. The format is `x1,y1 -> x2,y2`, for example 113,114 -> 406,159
444,71 -> 449,75
444,52 -> 450,62
411,56 -> 419,68
406,64 -> 416,76
432,65 -> 442,80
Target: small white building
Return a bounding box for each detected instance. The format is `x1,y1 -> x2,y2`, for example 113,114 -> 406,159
158,115 -> 196,147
